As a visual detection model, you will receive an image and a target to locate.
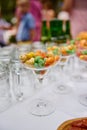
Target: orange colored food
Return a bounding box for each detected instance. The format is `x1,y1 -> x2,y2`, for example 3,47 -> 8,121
80,55 -> 87,61
77,32 -> 87,40
57,118 -> 87,130
20,46 -> 60,68
40,70 -> 46,75
61,48 -> 67,56
40,52 -> 47,58
76,40 -> 87,49
55,55 -> 60,61
35,50 -> 42,56
52,46 -> 58,50
45,56 -> 55,66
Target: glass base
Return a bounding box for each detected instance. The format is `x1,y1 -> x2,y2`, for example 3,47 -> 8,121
79,94 -> 87,106
16,92 -> 24,101
54,83 -> 71,94
71,74 -> 87,82
29,99 -> 55,116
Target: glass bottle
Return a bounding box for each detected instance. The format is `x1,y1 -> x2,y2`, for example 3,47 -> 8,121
65,20 -> 71,41
50,19 -> 59,43
41,20 -> 49,44
57,20 -> 66,44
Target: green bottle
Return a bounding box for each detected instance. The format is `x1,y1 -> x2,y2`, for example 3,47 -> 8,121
57,20 -> 64,43
50,19 -> 59,42
41,20 -> 49,44
65,20 -> 71,40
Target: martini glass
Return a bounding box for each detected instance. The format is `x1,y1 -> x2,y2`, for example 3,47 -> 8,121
22,61 -> 59,116
54,44 -> 75,94
76,58 -> 87,106
71,49 -> 87,82
54,55 -> 72,94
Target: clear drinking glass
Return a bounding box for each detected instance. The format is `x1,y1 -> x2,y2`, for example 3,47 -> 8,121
76,58 -> 87,106
71,49 -> 87,82
53,43 -> 76,94
10,45 -> 35,101
0,62 -> 11,112
70,48 -> 87,106
18,45 -> 61,116
21,61 -> 60,116
54,55 -> 72,94
17,44 -> 32,55
0,46 -> 15,65
32,41 -> 46,52
11,60 -> 35,101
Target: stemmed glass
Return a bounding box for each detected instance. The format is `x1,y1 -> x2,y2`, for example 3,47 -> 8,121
23,63 -> 59,116
75,49 -> 87,106
54,55 -> 71,94
54,44 -> 75,94
71,49 -> 87,82
20,48 -> 60,116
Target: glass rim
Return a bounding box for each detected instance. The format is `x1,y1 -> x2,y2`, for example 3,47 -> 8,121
21,59 -> 60,71
61,54 -> 75,58
77,56 -> 87,65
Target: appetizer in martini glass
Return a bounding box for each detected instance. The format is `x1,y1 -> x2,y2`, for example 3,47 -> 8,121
76,49 -> 87,106
20,49 -> 60,116
56,44 -> 76,94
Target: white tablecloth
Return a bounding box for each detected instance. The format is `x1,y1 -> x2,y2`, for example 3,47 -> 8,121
0,71 -> 87,130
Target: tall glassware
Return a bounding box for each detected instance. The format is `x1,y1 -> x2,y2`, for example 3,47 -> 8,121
10,45 -> 33,101
0,62 -> 11,112
0,45 -> 15,65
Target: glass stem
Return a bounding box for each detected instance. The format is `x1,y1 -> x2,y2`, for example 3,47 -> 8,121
16,72 -> 23,101
60,65 -> 64,77
69,56 -> 75,71
38,78 -> 43,84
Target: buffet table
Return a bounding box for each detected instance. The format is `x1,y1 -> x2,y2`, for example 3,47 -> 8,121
0,78 -> 87,130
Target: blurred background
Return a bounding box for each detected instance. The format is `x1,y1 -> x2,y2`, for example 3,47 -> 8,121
0,0 -> 87,46
0,0 -> 63,22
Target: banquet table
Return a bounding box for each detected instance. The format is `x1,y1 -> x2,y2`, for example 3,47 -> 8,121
0,43 -> 87,130
0,74 -> 87,130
